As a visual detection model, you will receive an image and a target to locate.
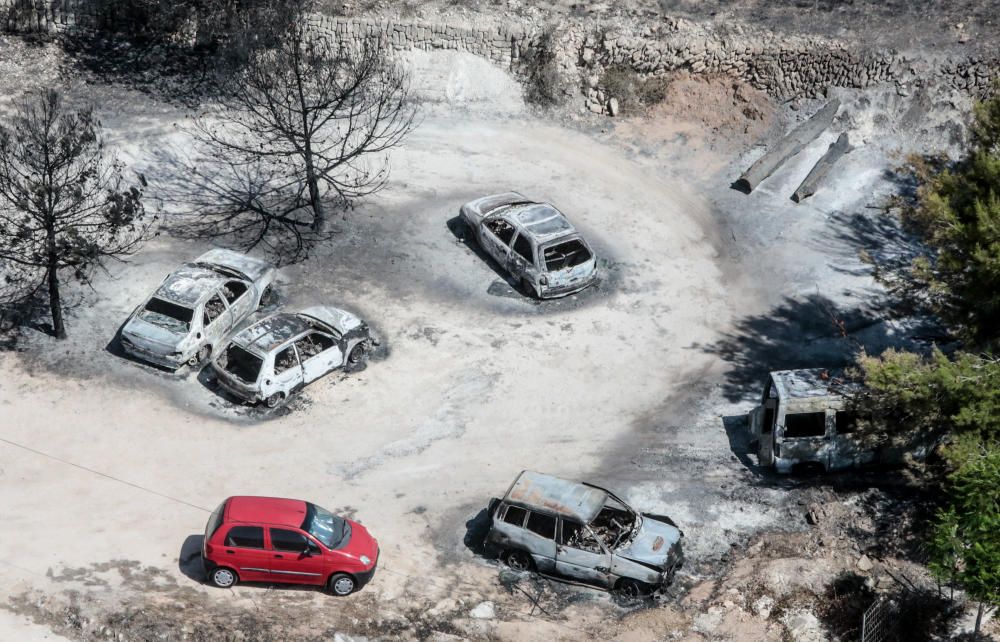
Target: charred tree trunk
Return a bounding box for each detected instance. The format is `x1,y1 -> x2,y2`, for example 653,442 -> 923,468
735,99 -> 840,193
974,602 -> 984,637
47,257 -> 65,339
791,132 -> 851,203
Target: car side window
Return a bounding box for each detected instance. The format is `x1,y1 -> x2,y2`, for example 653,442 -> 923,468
485,217 -> 516,245
501,505 -> 527,527
270,528 -> 319,553
294,333 -> 336,361
512,234 -> 533,264
222,280 -> 248,304
559,520 -> 603,553
224,525 -> 264,549
784,412 -> 827,438
273,346 -> 299,375
203,293 -> 227,327
525,511 -> 556,540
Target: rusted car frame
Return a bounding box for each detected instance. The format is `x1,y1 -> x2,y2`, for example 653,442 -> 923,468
460,192 -> 598,298
485,471 -> 683,597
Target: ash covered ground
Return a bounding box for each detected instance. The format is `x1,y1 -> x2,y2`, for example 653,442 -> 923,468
0,11 -> 997,642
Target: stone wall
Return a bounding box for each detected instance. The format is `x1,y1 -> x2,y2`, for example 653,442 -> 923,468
3,2 -> 998,106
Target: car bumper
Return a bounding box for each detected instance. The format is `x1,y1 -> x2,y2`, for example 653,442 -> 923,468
121,337 -> 185,369
354,548 -> 379,590
539,276 -> 597,298
214,373 -> 262,403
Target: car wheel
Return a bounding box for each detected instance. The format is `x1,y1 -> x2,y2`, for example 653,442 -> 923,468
328,573 -> 356,596
348,342 -> 367,365
265,392 -> 285,409
210,567 -> 238,589
258,285 -> 275,307
505,549 -> 534,572
188,345 -> 210,367
615,578 -> 649,599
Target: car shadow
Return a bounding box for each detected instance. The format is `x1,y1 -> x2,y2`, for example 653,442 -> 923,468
463,499 -> 499,559
722,413 -> 764,473
178,534 -> 207,583
445,215 -> 528,295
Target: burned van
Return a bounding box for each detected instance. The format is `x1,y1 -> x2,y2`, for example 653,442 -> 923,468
748,368 -> 929,473
485,471 -> 683,597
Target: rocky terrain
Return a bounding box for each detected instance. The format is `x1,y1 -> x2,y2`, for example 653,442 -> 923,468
1,1 -> 1000,640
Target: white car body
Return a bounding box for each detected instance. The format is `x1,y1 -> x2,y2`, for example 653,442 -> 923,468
211,306 -> 375,407
120,249 -> 277,369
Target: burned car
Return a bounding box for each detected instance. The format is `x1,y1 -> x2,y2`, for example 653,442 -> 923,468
212,306 -> 375,408
485,471 -> 683,597
460,192 -> 598,298
121,249 -> 276,369
749,369 -> 932,473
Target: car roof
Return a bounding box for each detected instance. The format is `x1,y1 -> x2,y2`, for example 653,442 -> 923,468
503,203 -> 575,242
226,496 -> 308,528
153,264 -> 227,307
232,313 -> 313,355
503,470 -> 608,523
770,368 -> 857,401
193,248 -> 272,282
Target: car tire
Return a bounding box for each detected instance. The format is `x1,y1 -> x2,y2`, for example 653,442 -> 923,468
265,392 -> 285,409
328,573 -> 356,596
504,549 -> 534,572
258,285 -> 275,308
347,342 -> 367,365
615,578 -> 650,599
189,345 -> 210,367
209,567 -> 238,589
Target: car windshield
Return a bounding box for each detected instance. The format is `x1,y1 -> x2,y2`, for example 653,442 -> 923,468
302,502 -> 351,550
221,345 -> 263,383
543,239 -> 592,272
138,297 -> 193,333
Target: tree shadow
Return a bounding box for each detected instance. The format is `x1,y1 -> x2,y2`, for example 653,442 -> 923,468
178,534 -> 206,583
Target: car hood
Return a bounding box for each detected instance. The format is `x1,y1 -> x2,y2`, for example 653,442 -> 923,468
122,315 -> 185,354
299,306 -> 363,335
546,256 -> 597,287
342,519 -> 378,560
615,515 -> 682,569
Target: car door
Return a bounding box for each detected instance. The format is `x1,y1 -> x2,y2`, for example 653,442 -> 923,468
294,332 -> 343,384
202,292 -> 234,347
555,519 -> 613,588
270,344 -> 303,394
520,510 -> 558,574
267,528 -> 327,585
221,279 -> 254,326
220,525 -> 271,582
481,216 -> 516,268
509,232 -> 536,279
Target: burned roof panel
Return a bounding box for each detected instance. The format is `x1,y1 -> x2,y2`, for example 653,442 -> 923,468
771,368 -> 859,400
194,248 -> 273,282
154,265 -> 226,307
504,470 -> 607,523
512,204 -> 574,239
233,313 -> 311,355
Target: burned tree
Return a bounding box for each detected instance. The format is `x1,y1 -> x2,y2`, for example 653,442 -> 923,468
0,90 -> 149,338
179,9 -> 414,260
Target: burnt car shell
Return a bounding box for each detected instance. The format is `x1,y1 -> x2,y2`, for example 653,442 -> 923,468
485,471 -> 682,594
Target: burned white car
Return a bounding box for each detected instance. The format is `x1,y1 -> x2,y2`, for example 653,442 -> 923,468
486,471 -> 683,597
212,306 -> 375,408
120,249 -> 276,369
460,192 -> 598,298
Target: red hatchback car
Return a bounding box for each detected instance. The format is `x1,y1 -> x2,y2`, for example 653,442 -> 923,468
202,496 -> 379,596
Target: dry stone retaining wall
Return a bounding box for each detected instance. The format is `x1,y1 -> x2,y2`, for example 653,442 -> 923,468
3,2 -> 998,103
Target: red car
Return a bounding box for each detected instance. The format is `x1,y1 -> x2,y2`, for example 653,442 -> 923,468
202,496 -> 378,596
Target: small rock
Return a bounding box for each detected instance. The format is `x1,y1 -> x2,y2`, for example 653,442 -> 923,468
469,601 -> 495,619
608,97 -> 620,117
857,555 -> 874,572
753,595 -> 774,619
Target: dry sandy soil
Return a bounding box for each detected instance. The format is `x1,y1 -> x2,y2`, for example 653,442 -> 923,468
0,29 -> 995,642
